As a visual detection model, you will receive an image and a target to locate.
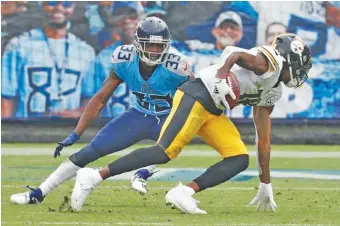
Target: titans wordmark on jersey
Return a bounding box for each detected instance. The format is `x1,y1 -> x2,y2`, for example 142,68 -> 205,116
198,45 -> 284,108
1,28 -> 96,118
111,44 -> 192,116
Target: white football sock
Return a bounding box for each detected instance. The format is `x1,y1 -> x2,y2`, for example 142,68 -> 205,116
144,165 -> 157,174
182,185 -> 196,196
92,169 -> 104,185
39,160 -> 81,196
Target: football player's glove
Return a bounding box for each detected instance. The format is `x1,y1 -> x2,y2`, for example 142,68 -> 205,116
250,182 -> 277,212
211,77 -> 236,110
54,132 -> 80,158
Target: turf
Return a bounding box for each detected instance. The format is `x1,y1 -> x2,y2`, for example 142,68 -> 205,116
2,145 -> 340,225
2,143 -> 340,151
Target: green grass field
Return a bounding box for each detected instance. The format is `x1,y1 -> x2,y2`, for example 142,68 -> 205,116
2,144 -> 340,225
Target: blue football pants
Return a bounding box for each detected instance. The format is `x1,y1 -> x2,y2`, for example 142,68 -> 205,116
69,108 -> 167,167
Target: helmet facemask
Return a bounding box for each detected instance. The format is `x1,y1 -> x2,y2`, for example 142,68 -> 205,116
135,36 -> 170,66
285,50 -> 312,88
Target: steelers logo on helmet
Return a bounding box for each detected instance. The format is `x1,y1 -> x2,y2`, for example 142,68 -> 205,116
134,17 -> 171,66
290,39 -> 304,55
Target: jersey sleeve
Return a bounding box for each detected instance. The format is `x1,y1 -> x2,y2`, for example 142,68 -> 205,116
163,50 -> 193,77
217,46 -> 255,69
162,51 -> 193,87
254,45 -> 284,89
111,44 -> 136,81
1,37 -> 21,99
257,45 -> 284,78
80,46 -> 96,99
257,85 -> 282,107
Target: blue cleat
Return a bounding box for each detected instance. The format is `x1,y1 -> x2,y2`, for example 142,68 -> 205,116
10,186 -> 45,205
131,166 -> 159,195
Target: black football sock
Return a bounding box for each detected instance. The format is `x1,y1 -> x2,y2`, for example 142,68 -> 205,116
193,154 -> 249,191
108,144 -> 170,177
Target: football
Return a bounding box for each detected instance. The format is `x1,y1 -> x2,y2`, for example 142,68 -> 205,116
225,71 -> 240,110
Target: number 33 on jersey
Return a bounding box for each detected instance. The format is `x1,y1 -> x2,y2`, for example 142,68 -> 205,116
111,44 -> 192,116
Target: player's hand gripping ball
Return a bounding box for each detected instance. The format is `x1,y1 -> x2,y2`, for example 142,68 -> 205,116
223,71 -> 240,109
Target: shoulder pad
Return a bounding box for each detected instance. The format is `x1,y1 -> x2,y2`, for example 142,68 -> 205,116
258,45 -> 283,72
162,49 -> 192,77
111,44 -> 137,64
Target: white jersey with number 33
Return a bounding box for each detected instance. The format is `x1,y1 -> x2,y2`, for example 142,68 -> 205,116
197,45 -> 284,107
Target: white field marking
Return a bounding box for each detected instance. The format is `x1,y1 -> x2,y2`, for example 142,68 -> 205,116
3,184 -> 340,191
114,223 -> 173,226
189,225 -> 336,226
1,222 -> 111,226
187,225 -> 335,226
0,202 -> 336,209
1,222 -> 335,226
1,222 -> 172,226
2,148 -> 340,158
2,167 -> 340,180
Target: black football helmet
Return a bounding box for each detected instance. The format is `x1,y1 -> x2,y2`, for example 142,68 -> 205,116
134,17 -> 171,66
273,33 -> 312,88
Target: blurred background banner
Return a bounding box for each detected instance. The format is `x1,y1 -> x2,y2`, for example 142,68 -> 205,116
1,1 -> 340,120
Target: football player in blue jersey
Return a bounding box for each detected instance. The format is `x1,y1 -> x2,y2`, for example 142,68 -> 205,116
1,1 -> 96,118
10,16 -> 193,205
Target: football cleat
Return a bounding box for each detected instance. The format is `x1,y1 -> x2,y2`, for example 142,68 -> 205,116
10,186 -> 44,205
165,182 -> 207,215
71,168 -> 102,212
131,175 -> 147,195
131,166 -> 159,195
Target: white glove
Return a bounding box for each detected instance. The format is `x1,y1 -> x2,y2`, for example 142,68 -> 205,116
211,78 -> 236,110
250,182 -> 277,212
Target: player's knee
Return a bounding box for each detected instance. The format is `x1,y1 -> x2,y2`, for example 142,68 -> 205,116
161,143 -> 184,160
240,154 -> 250,171
150,144 -> 171,164
229,154 -> 249,172
69,144 -> 101,168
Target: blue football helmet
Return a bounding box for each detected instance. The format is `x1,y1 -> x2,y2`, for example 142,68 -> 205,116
134,17 -> 171,66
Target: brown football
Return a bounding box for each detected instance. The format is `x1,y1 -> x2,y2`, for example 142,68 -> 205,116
224,71 -> 240,110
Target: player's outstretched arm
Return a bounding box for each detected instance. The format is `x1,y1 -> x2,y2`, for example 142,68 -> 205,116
250,105 -> 277,212
73,70 -> 122,135
54,70 -> 121,158
216,47 -> 269,79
